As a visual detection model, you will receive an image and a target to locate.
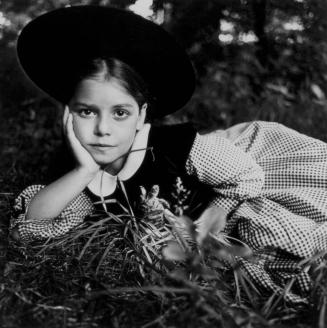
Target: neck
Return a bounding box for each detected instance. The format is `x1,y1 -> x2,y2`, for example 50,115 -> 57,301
102,156 -> 127,176
102,146 -> 154,176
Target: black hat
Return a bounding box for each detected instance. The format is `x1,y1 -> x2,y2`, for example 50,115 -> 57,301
16,5 -> 195,117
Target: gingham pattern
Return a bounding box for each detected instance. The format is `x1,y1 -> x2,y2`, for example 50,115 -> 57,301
10,184 -> 95,242
186,129 -> 265,212
186,121 -> 327,302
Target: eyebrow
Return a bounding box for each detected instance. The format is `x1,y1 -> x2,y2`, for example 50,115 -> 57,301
71,102 -> 135,109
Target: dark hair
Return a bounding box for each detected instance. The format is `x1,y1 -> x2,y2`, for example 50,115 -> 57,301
72,57 -> 155,115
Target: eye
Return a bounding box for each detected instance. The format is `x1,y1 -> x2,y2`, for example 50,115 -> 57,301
76,108 -> 96,118
113,108 -> 130,120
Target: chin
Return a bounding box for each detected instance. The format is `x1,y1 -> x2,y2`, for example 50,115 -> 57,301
94,158 -> 115,166
93,154 -> 125,169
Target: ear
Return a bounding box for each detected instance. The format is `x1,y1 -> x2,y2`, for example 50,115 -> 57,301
136,103 -> 147,131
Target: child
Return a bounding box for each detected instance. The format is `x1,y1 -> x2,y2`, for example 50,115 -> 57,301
10,6 -> 327,302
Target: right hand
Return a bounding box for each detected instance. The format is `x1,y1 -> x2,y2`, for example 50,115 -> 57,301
63,106 -> 100,175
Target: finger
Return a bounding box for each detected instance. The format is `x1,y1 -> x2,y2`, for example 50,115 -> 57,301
62,105 -> 69,127
63,106 -> 71,136
66,113 -> 81,149
63,113 -> 72,142
64,112 -> 71,138
66,113 -> 75,139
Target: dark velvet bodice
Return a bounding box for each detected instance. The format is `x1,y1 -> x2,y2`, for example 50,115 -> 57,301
46,123 -> 215,219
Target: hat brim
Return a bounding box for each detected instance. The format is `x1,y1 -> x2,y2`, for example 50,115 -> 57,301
16,6 -> 195,117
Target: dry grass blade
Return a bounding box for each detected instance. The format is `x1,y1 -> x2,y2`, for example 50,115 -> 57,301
164,211 -> 192,252
95,239 -> 119,275
319,295 -> 327,328
235,268 -> 261,307
77,225 -> 103,260
162,241 -> 186,262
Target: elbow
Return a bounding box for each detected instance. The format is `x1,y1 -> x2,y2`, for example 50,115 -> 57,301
241,168 -> 265,199
25,205 -> 42,221
255,166 -> 265,195
9,227 -> 22,242
9,222 -> 31,244
227,166 -> 265,200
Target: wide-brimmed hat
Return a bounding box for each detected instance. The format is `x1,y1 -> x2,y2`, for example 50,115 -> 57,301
16,5 -> 195,117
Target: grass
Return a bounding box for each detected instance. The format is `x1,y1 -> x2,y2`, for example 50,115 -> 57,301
1,201 -> 326,328
1,94 -> 327,327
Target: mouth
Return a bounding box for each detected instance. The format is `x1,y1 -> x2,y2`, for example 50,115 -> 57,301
90,144 -> 116,150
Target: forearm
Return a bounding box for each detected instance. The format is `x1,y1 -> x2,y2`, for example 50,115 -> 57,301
10,184 -> 95,243
26,167 -> 97,220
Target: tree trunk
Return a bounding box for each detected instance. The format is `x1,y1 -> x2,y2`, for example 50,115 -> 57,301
252,0 -> 268,66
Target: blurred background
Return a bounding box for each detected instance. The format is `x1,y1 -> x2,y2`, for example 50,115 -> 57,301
1,0 -> 327,196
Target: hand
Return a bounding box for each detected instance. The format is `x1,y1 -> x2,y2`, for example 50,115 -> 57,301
63,106 -> 100,175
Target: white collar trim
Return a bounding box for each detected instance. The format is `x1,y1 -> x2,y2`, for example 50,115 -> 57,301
87,123 -> 151,197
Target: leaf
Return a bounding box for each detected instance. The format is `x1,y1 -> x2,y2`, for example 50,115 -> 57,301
4,261 -> 22,276
162,241 -> 186,261
200,267 -> 219,281
174,215 -> 196,241
195,206 -> 227,245
139,185 -> 146,201
169,268 -> 188,280
209,259 -> 226,270
228,244 -> 253,258
216,248 -> 235,265
266,83 -> 293,98
164,211 -> 191,252
311,83 -> 325,100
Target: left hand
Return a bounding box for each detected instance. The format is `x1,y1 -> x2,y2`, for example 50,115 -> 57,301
63,106 -> 100,175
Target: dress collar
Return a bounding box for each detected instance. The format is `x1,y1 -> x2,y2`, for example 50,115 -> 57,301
87,123 -> 151,197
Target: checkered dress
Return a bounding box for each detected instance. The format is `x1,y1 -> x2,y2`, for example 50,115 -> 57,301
10,121 -> 327,303
186,121 -> 327,303
10,185 -> 94,241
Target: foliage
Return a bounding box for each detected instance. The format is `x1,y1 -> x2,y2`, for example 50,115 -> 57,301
1,0 -> 327,138
153,0 -> 327,138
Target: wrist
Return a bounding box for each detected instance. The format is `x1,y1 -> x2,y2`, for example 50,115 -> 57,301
76,165 -> 99,179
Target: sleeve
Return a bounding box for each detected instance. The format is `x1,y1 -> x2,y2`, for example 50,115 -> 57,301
185,132 -> 265,213
9,185 -> 95,243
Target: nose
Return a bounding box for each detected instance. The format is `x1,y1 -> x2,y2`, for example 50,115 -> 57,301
94,115 -> 112,136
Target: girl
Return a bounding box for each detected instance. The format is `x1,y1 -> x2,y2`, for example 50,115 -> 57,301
10,6 -> 327,303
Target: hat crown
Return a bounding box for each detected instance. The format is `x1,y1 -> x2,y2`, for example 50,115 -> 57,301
17,6 -> 195,117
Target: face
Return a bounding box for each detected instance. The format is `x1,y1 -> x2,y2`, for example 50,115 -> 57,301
69,78 -> 146,173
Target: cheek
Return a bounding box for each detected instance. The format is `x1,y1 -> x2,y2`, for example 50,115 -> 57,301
118,131 -> 136,148
72,118 -> 90,143
116,123 -> 138,148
